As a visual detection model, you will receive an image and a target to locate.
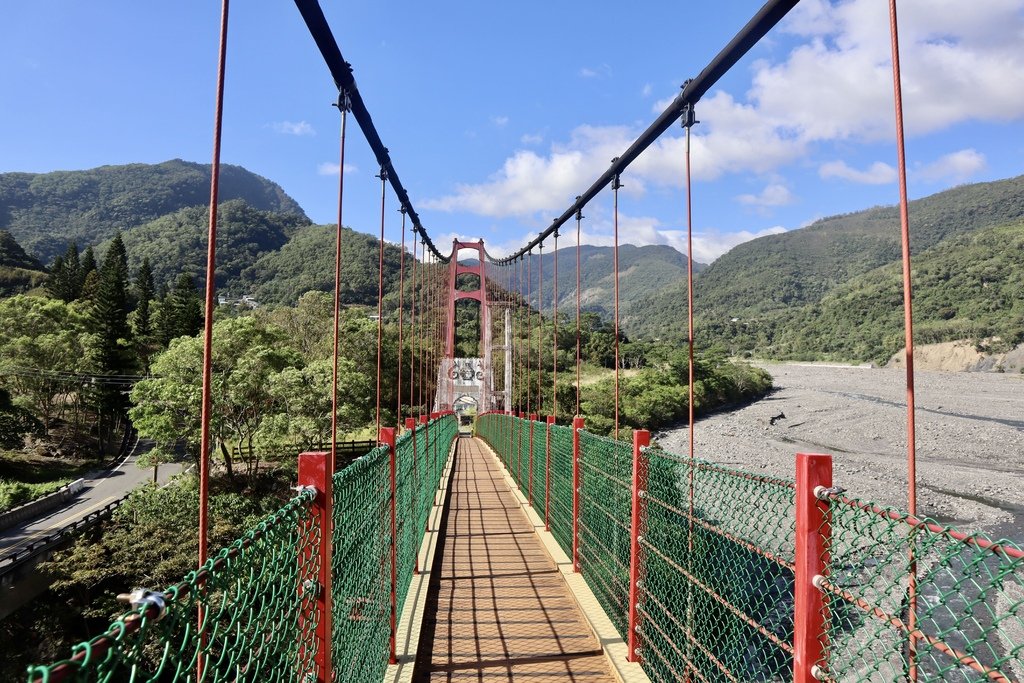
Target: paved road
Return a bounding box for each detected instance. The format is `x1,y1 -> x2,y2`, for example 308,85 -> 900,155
0,439 -> 185,564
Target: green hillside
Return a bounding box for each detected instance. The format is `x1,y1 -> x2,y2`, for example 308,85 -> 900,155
240,224 -> 406,307
107,200 -> 309,291
0,230 -> 47,296
629,174 -> 1024,343
772,221 -> 1024,363
0,159 -> 306,263
512,243 -> 705,325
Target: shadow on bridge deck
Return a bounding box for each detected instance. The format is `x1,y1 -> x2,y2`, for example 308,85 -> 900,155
413,438 -> 615,682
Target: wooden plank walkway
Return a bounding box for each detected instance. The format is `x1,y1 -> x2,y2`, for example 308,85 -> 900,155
413,437 -> 616,682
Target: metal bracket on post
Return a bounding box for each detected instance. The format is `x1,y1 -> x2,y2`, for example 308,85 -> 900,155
545,415 -> 555,531
794,452 -> 832,683
298,451 -> 332,682
572,416 -> 584,573
627,430 -> 650,662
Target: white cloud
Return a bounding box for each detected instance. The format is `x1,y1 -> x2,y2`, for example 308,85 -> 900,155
763,0 -> 1024,142
520,133 -> 543,145
641,83 -> 653,97
580,64 -> 611,79
317,162 -> 358,176
271,120 -> 315,136
438,211 -> 787,264
424,103 -> 806,218
917,149 -> 986,182
819,160 -> 897,184
491,115 -> 509,128
737,183 -> 795,209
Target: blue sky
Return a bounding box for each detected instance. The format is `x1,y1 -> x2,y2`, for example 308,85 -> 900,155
2,1 -> 1023,264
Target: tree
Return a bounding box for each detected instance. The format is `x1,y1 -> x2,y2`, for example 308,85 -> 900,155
0,296 -> 88,434
130,316 -> 301,479
156,273 -> 202,346
79,246 -> 97,286
133,258 -> 156,370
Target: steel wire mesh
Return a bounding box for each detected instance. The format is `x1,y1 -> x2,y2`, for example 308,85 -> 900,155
577,430 -> 633,639
549,424 -> 574,556
331,444 -> 391,682
27,491 -> 319,683
817,496 -> 1024,682
639,448 -> 796,682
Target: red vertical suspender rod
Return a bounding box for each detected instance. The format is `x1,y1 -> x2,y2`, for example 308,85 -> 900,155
537,243 -> 544,413
396,210 -> 406,426
612,173 -> 622,441
198,2 -> 230,678
552,230 -> 558,422
375,168 -> 387,440
575,203 -> 583,417
888,2 -> 919,677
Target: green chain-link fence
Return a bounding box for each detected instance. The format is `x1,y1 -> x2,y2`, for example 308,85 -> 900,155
640,448 -> 796,682
548,424 -> 574,558
29,414 -> 457,683
475,413 -> 1024,682
26,490 -> 319,683
816,493 -> 1024,682
577,430 -> 634,639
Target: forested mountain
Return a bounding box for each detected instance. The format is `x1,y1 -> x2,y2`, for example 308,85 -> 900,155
106,200 -> 309,291
240,223 -> 406,306
507,243 -> 705,324
0,160 -> 306,263
771,221 -> 1024,363
0,230 -> 47,296
628,175 -> 1024,344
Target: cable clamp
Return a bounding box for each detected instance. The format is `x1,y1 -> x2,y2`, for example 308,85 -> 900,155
117,589 -> 168,622
812,574 -> 827,590
333,89 -> 352,113
814,485 -> 845,500
811,665 -> 826,680
293,485 -> 317,495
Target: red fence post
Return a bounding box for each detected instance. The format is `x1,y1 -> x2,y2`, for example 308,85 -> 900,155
528,413 -> 538,504
627,429 -> 650,662
545,415 -> 555,531
381,427 -> 398,665
572,416 -> 584,573
795,452 -> 832,683
298,451 -> 332,682
430,412 -> 441,503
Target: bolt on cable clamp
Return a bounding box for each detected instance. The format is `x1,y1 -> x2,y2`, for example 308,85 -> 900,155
811,574 -> 827,590
292,484 -> 317,495
814,485 -> 846,500
302,579 -> 322,598
811,665 -> 826,680
117,589 -> 168,621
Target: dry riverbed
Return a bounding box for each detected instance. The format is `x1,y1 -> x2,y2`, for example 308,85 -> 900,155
656,363 -> 1024,542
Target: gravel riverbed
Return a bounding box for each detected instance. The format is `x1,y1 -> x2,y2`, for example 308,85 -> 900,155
656,363 -> 1024,541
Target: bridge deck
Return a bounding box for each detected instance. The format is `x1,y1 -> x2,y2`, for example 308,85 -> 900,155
414,437 -> 615,682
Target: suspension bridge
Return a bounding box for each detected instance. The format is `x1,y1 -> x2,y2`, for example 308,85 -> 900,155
25,0 -> 1023,681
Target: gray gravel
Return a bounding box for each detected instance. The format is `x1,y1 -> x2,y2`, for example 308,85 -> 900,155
655,363 -> 1024,541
